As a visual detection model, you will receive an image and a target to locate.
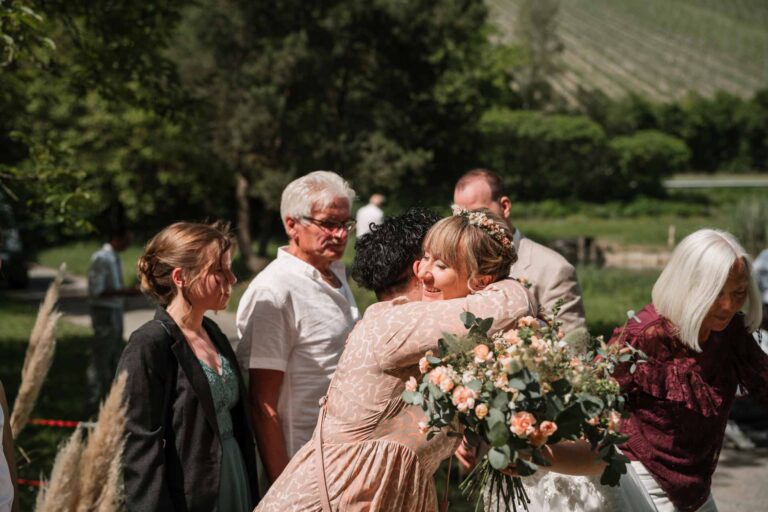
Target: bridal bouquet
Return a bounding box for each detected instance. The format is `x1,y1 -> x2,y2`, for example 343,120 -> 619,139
402,307 -> 643,512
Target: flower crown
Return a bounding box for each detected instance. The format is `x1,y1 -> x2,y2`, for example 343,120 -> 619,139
451,206 -> 514,250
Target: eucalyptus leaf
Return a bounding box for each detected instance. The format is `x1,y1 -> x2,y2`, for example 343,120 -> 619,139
488,447 -> 511,470
460,311 -> 476,328
488,421 -> 510,447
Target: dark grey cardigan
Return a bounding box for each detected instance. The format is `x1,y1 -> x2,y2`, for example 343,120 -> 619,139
118,307 -> 260,511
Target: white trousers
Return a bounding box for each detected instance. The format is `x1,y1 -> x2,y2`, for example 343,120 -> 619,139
630,461 -> 718,512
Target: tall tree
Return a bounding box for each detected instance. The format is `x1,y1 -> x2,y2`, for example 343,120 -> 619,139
172,0 -> 505,271
514,0 -> 563,108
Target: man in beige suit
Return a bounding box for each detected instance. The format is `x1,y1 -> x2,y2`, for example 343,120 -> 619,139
453,169 -> 586,332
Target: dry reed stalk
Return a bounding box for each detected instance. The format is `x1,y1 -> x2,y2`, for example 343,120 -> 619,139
23,263 -> 66,375
94,434 -> 125,512
77,372 -> 128,512
36,426 -> 85,512
10,308 -> 61,438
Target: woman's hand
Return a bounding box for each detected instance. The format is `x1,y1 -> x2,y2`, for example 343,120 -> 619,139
500,441 -> 606,478
455,437 -> 478,471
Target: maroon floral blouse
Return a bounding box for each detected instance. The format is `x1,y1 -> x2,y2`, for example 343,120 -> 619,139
610,304 -> 768,511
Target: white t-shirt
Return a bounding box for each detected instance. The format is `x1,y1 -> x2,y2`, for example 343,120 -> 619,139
355,203 -> 384,238
0,399 -> 12,512
88,243 -> 124,309
235,248 -> 359,456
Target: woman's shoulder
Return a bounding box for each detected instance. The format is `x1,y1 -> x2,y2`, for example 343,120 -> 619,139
123,319 -> 174,363
613,304 -> 681,357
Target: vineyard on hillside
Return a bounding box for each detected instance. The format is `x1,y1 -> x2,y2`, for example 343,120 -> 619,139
490,0 -> 768,102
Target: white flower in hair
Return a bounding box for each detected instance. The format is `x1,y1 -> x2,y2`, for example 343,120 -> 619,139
451,205 -> 514,249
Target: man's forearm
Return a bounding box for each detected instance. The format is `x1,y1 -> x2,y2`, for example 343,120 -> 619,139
252,408 -> 290,483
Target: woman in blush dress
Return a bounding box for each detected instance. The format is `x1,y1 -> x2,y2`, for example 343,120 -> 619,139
256,209 -> 607,512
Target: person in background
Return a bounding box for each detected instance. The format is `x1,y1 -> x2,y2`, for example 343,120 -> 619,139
0,380 -> 19,512
119,221 -> 260,511
355,193 -> 385,238
453,169 -> 586,333
611,228 -> 767,511
235,171 -> 359,484
351,207 -> 441,302
86,226 -> 138,413
753,247 -> 768,335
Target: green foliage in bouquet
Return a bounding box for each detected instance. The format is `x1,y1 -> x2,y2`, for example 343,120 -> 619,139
402,304 -> 645,512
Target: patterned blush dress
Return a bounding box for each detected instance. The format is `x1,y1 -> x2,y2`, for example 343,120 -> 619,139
255,279 -> 536,512
198,353 -> 252,512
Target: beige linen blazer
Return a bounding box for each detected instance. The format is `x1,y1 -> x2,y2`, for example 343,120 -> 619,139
509,237 -> 586,333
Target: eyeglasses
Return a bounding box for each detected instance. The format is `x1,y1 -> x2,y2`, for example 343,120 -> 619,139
301,216 -> 356,234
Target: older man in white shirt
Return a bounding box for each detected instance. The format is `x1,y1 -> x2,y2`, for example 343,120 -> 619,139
235,171 -> 359,484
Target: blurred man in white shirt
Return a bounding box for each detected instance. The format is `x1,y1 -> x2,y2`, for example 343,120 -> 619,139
355,193 -> 385,238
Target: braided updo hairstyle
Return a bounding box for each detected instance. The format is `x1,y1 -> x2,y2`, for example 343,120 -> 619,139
137,221 -> 234,307
422,209 -> 516,291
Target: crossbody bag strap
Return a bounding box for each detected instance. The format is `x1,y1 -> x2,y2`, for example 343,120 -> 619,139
314,395 -> 333,512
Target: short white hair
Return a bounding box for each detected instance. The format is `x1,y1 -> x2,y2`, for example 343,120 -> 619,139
652,228 -> 762,351
280,170 -> 356,230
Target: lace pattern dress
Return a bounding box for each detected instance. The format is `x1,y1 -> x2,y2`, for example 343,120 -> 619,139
255,279 -> 536,512
198,353 -> 252,512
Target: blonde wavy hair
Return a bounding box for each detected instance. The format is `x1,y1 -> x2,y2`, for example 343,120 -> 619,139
422,209 -> 516,291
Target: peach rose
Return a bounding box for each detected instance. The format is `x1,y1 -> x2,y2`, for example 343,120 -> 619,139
503,329 -> 521,345
405,376 -> 418,393
509,411 -> 536,438
418,357 -> 430,374
475,403 -> 489,420
428,366 -> 456,393
608,411 -> 622,433
418,421 -> 430,434
539,420 -> 558,436
517,316 -> 538,328
451,386 -> 478,413
587,416 -> 600,426
473,344 -> 493,363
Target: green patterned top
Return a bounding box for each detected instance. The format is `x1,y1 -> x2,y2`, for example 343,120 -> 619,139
197,353 -> 239,439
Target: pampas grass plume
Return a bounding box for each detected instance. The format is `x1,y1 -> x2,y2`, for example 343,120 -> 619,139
24,263 -> 66,375
77,371 -> 128,512
10,311 -> 60,437
36,426 -> 85,512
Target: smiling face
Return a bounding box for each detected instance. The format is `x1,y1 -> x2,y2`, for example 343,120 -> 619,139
699,258 -> 749,340
188,248 -> 237,312
286,197 -> 351,271
415,251 -> 471,301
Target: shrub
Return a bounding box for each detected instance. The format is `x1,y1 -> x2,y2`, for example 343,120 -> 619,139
608,130 -> 690,198
728,196 -> 768,255
478,108 -> 608,200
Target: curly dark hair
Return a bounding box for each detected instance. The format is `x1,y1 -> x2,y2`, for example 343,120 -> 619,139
351,207 -> 441,298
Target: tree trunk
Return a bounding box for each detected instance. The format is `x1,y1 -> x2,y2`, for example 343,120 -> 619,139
235,172 -> 268,275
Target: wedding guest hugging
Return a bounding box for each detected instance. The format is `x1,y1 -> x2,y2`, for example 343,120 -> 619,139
453,168 -> 586,333
119,221 -> 260,512
235,171 -> 359,484
350,207 -> 441,302
611,228 -> 768,512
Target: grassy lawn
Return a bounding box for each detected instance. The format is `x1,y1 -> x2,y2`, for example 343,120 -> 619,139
37,241 -> 145,287
521,215 -> 725,248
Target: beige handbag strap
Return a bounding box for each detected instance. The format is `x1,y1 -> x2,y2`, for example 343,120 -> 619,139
314,395 -> 333,512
